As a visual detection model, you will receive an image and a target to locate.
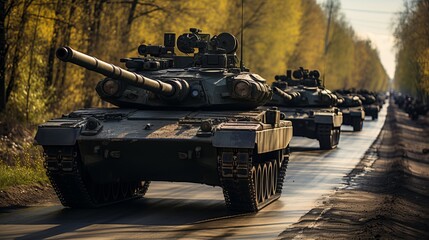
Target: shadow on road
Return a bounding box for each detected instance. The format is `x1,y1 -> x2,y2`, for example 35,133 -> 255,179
0,196 -> 242,239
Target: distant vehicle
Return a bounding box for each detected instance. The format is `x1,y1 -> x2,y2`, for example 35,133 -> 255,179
266,68 -> 343,149
334,90 -> 365,131
357,89 -> 379,120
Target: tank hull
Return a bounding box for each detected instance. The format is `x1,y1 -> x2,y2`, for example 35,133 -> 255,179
340,106 -> 365,131
363,104 -> 379,120
277,107 -> 342,149
35,108 -> 293,212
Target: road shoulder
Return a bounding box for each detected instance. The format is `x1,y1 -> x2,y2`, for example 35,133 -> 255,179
279,102 -> 429,239
0,183 -> 58,208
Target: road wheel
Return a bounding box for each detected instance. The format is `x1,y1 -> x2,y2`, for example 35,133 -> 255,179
262,163 -> 268,200
267,162 -> 274,198
319,129 -> 334,149
272,160 -> 278,195
257,164 -> 263,204
111,181 -> 120,201
352,118 -> 363,131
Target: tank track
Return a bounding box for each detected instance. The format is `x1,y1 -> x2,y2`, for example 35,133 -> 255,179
43,145 -> 150,208
372,112 -> 378,120
352,117 -> 363,131
318,125 -> 341,149
218,148 -> 289,212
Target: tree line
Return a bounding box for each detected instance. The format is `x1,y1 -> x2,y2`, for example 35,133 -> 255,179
394,0 -> 429,102
0,0 -> 389,124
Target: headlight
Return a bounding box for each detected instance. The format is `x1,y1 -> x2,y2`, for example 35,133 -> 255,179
102,79 -> 120,96
233,81 -> 251,98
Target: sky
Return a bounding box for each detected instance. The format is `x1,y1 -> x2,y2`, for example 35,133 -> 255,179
316,0 -> 405,79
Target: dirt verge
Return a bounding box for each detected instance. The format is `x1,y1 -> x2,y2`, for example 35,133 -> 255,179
279,102 -> 429,239
0,183 -> 59,208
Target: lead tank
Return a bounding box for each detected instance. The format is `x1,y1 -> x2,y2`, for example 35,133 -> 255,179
334,89 -> 365,131
266,68 -> 342,149
35,28 -> 293,212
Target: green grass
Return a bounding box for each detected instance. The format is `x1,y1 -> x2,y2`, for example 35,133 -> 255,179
0,162 -> 48,190
0,114 -> 50,190
0,141 -> 49,190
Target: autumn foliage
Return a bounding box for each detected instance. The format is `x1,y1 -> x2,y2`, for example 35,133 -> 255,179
394,0 -> 429,101
0,0 -> 390,124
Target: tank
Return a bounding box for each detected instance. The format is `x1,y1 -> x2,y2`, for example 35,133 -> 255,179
266,67 -> 342,149
34,28 -> 293,212
376,92 -> 387,109
334,89 -> 365,131
356,89 -> 379,120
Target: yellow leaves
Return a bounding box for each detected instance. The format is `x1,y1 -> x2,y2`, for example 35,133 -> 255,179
288,0 -> 325,74
393,1 -> 429,98
239,0 -> 303,82
417,48 -> 429,94
129,0 -> 303,83
4,0 -> 393,125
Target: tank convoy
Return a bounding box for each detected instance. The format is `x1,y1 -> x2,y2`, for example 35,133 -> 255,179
376,92 -> 388,110
356,89 -> 380,120
266,67 -> 343,150
34,28 -> 293,212
334,89 -> 365,131
334,89 -> 384,121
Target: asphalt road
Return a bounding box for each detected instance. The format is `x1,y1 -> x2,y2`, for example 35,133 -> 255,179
0,105 -> 387,240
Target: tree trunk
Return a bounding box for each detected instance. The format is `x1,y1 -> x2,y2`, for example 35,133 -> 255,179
45,0 -> 62,89
25,4 -> 41,123
5,0 -> 32,104
122,0 -> 137,46
49,0 -> 76,112
83,0 -> 105,108
0,0 -> 6,112
58,0 -> 76,88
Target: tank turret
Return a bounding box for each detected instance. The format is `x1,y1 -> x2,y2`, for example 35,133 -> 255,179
334,90 -> 365,131
270,67 -> 340,108
56,46 -> 186,100
334,92 -> 362,108
56,29 -> 272,110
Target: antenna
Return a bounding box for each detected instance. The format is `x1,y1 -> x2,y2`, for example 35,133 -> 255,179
322,0 -> 334,88
240,0 -> 244,71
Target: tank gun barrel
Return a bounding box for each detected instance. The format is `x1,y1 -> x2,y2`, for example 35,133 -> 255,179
56,46 -> 178,97
273,87 -> 299,102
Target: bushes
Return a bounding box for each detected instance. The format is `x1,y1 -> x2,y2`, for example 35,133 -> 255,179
0,115 -> 47,190
0,161 -> 47,190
